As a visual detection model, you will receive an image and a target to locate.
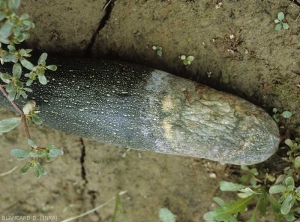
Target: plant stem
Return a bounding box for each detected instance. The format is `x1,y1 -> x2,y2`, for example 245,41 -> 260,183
0,84 -> 31,139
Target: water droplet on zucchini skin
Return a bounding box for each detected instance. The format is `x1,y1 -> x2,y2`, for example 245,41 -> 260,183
0,58 -> 280,165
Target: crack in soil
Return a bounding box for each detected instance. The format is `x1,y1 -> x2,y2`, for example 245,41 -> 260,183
290,0 -> 300,7
79,139 -> 100,219
88,190 -> 101,218
84,0 -> 116,55
80,138 -> 88,184
80,138 -> 101,221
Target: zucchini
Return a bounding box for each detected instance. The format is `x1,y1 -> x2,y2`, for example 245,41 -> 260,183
0,58 -> 280,165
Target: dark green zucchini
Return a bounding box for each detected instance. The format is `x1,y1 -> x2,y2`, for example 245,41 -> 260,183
0,58 -> 280,165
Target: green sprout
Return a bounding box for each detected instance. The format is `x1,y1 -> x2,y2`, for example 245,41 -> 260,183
179,55 -> 194,66
11,139 -> 63,178
159,208 -> 176,222
282,138 -> 300,181
269,177 -> 300,216
272,108 -> 292,122
275,12 -> 289,30
152,45 -> 163,57
0,0 -> 61,178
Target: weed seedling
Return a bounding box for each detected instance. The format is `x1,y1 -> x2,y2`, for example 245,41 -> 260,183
179,55 -> 194,66
275,12 -> 289,30
272,108 -> 292,122
152,45 -> 163,57
0,0 -> 61,178
159,208 -> 176,222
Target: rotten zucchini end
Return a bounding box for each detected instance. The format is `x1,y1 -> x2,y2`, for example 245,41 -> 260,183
0,59 -> 280,165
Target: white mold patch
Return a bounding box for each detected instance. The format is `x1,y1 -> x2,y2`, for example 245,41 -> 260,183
146,69 -> 170,92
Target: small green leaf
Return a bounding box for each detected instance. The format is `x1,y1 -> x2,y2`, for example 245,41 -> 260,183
296,187 -> 300,196
46,65 -> 57,71
157,50 -> 162,57
159,208 -> 176,222
20,59 -> 34,70
0,117 -> 21,133
26,79 -> 33,86
267,193 -> 281,214
0,35 -> 10,44
274,19 -> 280,23
6,83 -> 15,93
19,90 -> 27,99
45,154 -> 51,162
183,60 -> 189,65
281,195 -> 295,215
14,27 -> 21,39
285,139 -> 294,148
281,111 -> 292,118
38,73 -> 47,85
239,187 -> 260,195
220,181 -> 246,191
46,144 -> 55,150
37,164 -> 47,175
269,185 -> 286,194
8,0 -> 21,10
247,211 -> 257,222
187,56 -> 194,61
31,114 -> 42,125
293,207 -> 300,214
11,148 -> 31,160
30,150 -> 45,158
294,157 -> 300,169
7,90 -> 16,101
19,14 -> 29,20
0,20 -> 13,39
213,197 -> 225,206
250,168 -> 258,175
241,165 -> 249,171
0,12 -> 5,22
33,165 -> 41,178
2,51 -> 18,63
282,23 -> 289,30
180,55 -> 186,60
203,211 -> 215,221
203,195 -> 255,221
0,73 -> 12,83
19,48 -> 31,57
23,87 -> 32,92
33,164 -> 47,178
277,12 -> 284,21
285,177 -> 294,187
38,53 -> 47,65
22,20 -> 35,29
258,191 -> 268,217
250,178 -> 257,187
27,139 -> 37,148
17,32 -> 30,42
7,44 -> 16,52
49,148 -> 64,157
275,23 -> 282,31
12,63 -> 22,79
20,163 -> 31,174
284,212 -> 296,221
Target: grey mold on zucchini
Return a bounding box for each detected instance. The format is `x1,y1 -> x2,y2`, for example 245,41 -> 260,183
0,59 -> 280,165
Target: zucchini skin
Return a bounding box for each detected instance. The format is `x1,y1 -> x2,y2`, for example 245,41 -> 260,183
0,58 -> 280,165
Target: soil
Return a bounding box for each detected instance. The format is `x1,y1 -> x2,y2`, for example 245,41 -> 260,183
0,0 -> 299,221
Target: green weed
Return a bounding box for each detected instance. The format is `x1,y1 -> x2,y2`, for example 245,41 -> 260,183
204,138 -> 300,221
0,0 -> 60,178
275,12 -> 289,31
